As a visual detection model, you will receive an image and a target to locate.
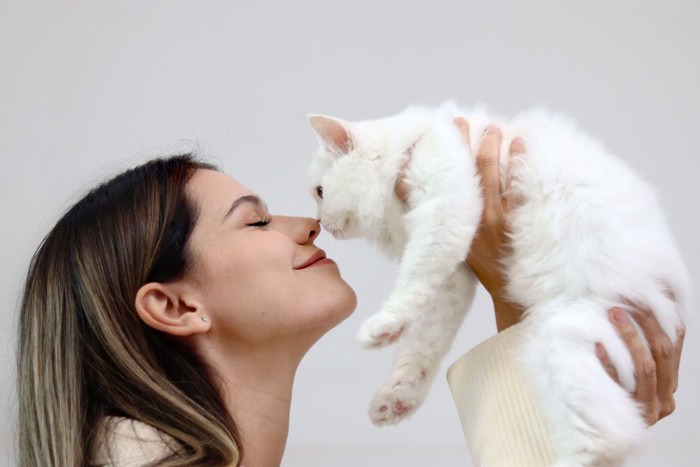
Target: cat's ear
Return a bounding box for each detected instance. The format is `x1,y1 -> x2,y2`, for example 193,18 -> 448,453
308,115 -> 355,155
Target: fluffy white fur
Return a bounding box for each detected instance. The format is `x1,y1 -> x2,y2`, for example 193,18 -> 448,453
307,102 -> 691,466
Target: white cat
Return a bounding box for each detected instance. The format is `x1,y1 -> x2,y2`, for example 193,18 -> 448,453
307,102 -> 690,465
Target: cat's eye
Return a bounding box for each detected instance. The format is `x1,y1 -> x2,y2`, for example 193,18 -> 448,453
316,186 -> 323,199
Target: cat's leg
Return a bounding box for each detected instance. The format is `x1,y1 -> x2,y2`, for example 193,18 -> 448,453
368,264 -> 476,425
519,301 -> 647,466
357,192 -> 481,348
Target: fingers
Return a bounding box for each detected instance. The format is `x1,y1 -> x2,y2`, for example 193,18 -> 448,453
660,286 -> 684,395
509,137 -> 527,155
394,160 -> 411,202
595,342 -> 620,383
604,297 -> 684,426
672,324 -> 685,393
394,139 -> 417,202
504,137 -> 526,210
609,307 -> 659,425
624,300 -> 676,419
395,117 -> 472,203
625,297 -> 684,421
453,117 -> 471,150
476,126 -> 505,217
475,128 -> 526,216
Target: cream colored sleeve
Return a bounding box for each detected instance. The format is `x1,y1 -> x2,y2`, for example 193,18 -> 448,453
89,416 -> 179,466
447,324 -> 556,467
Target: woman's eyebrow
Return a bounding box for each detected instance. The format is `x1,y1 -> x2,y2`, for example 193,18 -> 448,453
222,195 -> 265,222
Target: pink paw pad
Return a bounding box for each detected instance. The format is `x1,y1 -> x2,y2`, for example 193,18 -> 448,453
378,330 -> 402,342
394,401 -> 408,414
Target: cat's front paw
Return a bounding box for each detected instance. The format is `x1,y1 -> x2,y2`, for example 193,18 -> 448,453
369,365 -> 430,425
356,313 -> 405,349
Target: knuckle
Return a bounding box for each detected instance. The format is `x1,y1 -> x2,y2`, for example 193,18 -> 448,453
476,154 -> 498,170
482,211 -> 504,230
677,323 -> 686,341
658,337 -> 674,360
639,358 -> 656,379
620,324 -> 639,341
659,398 -> 676,418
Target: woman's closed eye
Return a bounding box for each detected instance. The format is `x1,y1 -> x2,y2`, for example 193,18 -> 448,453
247,217 -> 272,228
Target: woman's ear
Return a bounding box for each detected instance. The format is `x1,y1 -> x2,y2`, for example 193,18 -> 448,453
135,282 -> 210,336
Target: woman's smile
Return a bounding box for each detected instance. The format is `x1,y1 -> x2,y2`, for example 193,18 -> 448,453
295,250 -> 334,269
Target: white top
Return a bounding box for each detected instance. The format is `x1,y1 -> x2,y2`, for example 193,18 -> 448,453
91,324 -> 554,466
89,416 -> 178,466
447,323 -> 556,466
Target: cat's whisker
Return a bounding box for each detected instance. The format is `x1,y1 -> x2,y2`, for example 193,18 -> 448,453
335,227 -> 349,241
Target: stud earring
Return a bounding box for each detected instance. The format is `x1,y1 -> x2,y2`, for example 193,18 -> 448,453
201,316 -> 209,322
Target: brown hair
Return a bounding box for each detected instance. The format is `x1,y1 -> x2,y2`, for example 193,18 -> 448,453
18,154 -> 242,466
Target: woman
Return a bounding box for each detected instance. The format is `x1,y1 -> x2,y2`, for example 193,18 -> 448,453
17,122 -> 682,466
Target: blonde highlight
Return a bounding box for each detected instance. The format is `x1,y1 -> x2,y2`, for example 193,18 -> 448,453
18,155 -> 242,466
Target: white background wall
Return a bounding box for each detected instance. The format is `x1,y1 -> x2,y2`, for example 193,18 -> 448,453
1,1 -> 698,466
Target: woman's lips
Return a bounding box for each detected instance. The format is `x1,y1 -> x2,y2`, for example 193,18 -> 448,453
295,250 -> 334,269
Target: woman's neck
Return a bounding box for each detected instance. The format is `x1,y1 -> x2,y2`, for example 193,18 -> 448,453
203,338 -> 307,467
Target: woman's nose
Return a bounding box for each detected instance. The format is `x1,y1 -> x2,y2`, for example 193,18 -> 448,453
308,218 -> 321,242
272,216 -> 321,244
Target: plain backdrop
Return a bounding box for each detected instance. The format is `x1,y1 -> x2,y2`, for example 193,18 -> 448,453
1,1 -> 698,466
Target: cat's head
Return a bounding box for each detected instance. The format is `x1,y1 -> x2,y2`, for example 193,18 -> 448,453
307,114 -> 396,239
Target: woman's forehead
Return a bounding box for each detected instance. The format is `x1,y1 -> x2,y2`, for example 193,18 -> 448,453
190,169 -> 252,196
188,169 -> 257,217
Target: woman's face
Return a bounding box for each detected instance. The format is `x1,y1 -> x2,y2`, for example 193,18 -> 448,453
184,169 -> 356,348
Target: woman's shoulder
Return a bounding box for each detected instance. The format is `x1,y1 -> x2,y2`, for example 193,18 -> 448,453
89,416 -> 180,466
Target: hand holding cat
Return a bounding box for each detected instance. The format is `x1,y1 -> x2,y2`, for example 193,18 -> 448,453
454,119 -> 684,427
456,119 -> 527,332
393,117 -> 526,332
315,104 -> 687,458
597,302 -> 685,425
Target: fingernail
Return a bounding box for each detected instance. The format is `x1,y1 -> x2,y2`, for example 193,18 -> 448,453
595,342 -> 607,360
611,307 -> 629,325
483,125 -> 500,136
512,137 -> 525,147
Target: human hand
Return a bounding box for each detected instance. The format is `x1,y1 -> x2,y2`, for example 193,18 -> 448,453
455,119 -> 526,332
394,119 -> 526,331
596,302 -> 685,426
